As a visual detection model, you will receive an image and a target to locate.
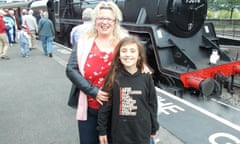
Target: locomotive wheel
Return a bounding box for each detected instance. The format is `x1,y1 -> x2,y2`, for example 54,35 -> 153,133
154,75 -> 174,89
154,75 -> 184,97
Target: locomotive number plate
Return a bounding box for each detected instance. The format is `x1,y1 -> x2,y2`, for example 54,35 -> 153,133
184,0 -> 201,3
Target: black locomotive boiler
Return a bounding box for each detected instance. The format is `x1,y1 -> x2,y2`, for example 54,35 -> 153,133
41,0 -> 240,97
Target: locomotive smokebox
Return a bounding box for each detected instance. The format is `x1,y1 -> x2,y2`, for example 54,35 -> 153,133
157,0 -> 208,37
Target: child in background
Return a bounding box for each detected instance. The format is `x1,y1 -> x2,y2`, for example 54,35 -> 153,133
97,36 -> 159,144
18,24 -> 30,57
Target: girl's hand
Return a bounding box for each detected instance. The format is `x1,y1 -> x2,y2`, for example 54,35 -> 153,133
99,135 -> 108,144
96,90 -> 109,105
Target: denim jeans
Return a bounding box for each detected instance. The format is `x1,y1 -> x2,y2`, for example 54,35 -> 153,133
40,35 -> 53,55
150,138 -> 155,144
20,42 -> 29,56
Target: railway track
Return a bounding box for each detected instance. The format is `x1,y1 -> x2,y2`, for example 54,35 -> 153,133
214,87 -> 240,110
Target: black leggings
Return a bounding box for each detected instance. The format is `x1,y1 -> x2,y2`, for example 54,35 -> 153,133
78,108 -> 99,144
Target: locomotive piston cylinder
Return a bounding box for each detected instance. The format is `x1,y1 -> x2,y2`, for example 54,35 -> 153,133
185,76 -> 215,97
233,65 -> 240,74
185,76 -> 204,89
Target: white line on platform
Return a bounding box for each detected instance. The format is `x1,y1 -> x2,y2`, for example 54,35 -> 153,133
156,87 -> 240,132
53,42 -> 72,51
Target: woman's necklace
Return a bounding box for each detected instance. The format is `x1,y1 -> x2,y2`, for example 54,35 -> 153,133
95,36 -> 115,53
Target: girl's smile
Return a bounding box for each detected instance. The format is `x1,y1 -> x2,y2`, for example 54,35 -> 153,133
119,43 -> 139,74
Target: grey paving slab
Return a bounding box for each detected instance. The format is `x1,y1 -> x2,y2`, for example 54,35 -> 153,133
0,41 -> 78,144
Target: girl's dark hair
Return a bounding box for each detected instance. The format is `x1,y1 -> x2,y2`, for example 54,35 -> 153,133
102,35 -> 147,93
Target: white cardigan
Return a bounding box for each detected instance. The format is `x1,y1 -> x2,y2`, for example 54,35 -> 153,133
76,35 -> 95,120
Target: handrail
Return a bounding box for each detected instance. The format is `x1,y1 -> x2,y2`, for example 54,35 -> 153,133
206,19 -> 240,38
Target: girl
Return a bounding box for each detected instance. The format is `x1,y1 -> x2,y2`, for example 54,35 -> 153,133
97,36 -> 159,144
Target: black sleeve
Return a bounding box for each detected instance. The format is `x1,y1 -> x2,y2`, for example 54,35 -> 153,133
97,100 -> 112,136
147,75 -> 159,134
65,45 -> 99,97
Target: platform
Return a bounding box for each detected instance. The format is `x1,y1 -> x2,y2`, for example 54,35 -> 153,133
0,40 -> 183,144
0,41 -> 78,144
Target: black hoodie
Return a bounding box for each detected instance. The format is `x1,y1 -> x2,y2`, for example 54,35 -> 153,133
98,69 -> 159,144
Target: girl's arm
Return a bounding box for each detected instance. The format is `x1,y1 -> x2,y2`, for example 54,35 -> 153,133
97,100 -> 112,140
148,75 -> 159,135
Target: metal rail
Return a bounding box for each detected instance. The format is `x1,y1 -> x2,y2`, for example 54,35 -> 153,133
0,1 -> 30,8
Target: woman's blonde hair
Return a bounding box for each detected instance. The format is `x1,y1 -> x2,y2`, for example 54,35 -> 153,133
86,1 -> 124,44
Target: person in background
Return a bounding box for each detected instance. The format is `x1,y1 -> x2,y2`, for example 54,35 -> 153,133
38,11 -> 55,58
0,9 -> 10,60
34,9 -> 43,40
65,1 -> 128,144
35,9 -> 43,24
8,9 -> 17,43
22,9 -> 38,50
18,24 -> 30,58
3,10 -> 15,46
14,7 -> 22,30
70,8 -> 93,47
97,36 -> 159,144
22,9 -> 27,17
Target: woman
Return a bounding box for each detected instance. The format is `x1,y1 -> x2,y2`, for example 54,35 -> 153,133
66,1 -> 128,144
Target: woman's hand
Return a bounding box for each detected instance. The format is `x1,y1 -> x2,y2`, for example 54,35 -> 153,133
96,90 -> 109,105
151,134 -> 156,139
142,64 -> 153,74
151,134 -> 160,143
99,135 -> 108,144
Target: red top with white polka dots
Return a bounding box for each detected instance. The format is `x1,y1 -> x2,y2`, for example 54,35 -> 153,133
84,42 -> 114,109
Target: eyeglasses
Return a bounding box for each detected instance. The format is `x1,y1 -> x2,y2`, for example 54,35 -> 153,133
96,17 -> 116,22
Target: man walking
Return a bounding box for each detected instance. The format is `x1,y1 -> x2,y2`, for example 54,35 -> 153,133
22,9 -> 38,50
38,11 -> 55,58
0,9 -> 10,60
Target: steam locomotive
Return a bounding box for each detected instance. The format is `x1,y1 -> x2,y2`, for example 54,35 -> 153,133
31,0 -> 240,97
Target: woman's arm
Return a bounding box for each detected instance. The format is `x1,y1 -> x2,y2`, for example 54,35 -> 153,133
65,45 -> 99,97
